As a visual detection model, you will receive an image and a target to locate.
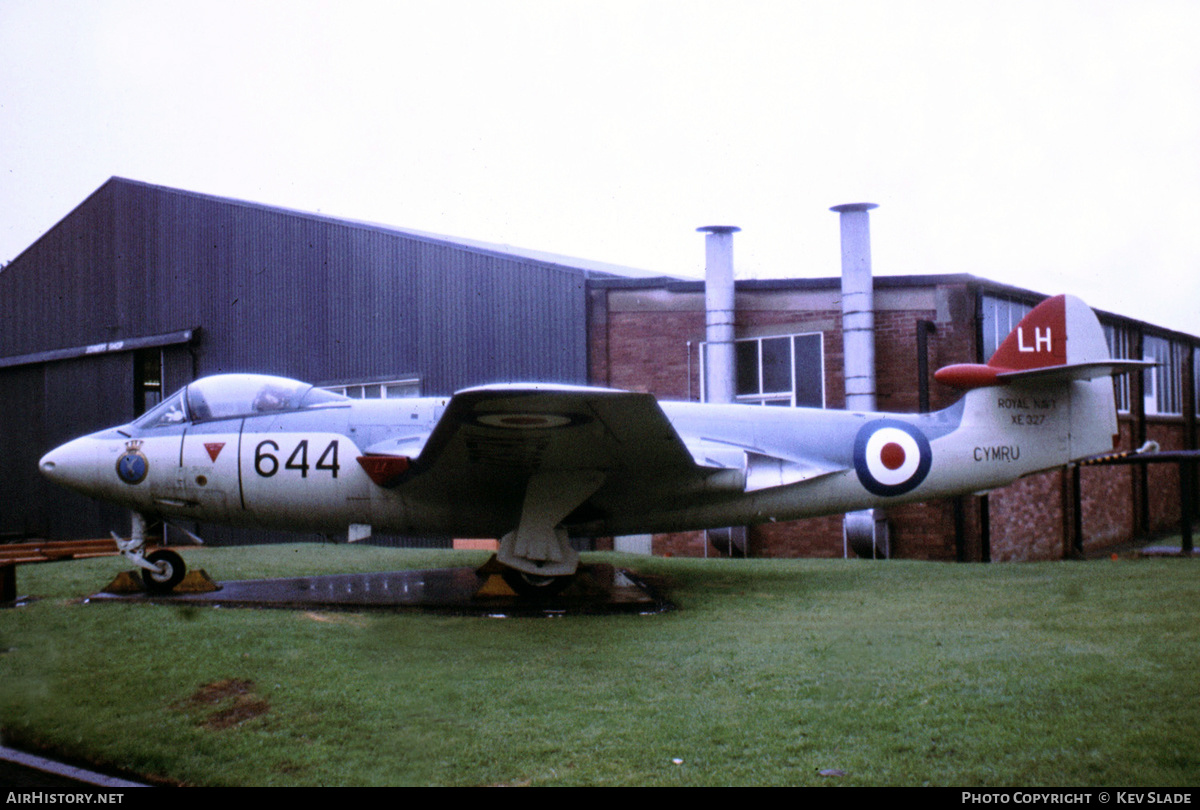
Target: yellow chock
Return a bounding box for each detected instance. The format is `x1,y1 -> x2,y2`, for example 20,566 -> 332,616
103,571 -> 144,594
102,568 -> 220,595
473,554 -> 518,597
176,569 -> 220,593
475,574 -> 518,598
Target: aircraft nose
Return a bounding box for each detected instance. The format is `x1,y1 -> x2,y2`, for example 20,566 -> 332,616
39,436 -> 101,493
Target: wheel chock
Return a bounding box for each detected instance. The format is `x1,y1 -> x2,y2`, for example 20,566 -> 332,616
103,571 -> 144,594
475,574 -> 518,598
175,569 -> 220,593
103,568 -> 221,595
473,554 -> 518,597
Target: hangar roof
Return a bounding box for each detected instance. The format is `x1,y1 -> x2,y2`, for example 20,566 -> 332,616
18,177 -> 679,283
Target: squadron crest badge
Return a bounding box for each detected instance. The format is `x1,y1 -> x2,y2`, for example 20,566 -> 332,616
115,439 -> 149,485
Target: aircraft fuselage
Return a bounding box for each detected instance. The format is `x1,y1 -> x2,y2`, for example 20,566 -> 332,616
40,378 -> 1090,540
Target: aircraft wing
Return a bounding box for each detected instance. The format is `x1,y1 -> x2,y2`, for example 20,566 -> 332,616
358,384 -> 862,537
363,384 -> 720,531
414,383 -> 700,477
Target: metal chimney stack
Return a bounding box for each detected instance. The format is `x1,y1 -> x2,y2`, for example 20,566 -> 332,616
832,203 -> 888,559
830,203 -> 879,412
698,225 -> 740,405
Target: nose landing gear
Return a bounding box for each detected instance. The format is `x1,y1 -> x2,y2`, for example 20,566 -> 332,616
113,512 -> 189,594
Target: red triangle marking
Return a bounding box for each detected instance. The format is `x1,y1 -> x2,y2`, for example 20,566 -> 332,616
204,442 -> 225,462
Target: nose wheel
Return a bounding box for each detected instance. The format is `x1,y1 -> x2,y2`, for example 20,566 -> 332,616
115,512 -> 189,594
141,549 -> 187,594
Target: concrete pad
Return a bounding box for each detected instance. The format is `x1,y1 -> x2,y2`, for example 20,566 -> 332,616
86,563 -> 670,616
1138,545 -> 1200,557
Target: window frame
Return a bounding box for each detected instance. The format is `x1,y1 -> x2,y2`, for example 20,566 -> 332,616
979,294 -> 1033,362
700,332 -> 825,408
321,376 -> 422,400
1103,322 -> 1135,415
1143,334 -> 1182,417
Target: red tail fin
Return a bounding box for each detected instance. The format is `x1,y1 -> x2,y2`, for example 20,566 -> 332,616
934,295 -> 1128,390
987,295 -> 1068,371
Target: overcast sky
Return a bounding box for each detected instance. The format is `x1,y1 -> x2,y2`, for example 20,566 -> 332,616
3,0 -> 1198,334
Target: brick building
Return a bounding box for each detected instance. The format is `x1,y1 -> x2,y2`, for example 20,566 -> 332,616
587,274 -> 1199,561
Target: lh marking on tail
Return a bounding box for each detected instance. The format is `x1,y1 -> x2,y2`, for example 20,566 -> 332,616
1017,326 -> 1053,353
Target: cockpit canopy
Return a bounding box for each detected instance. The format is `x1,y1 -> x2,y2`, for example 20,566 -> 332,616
133,374 -> 347,429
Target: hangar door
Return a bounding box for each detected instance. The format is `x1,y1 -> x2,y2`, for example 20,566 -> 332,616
0,329 -> 197,540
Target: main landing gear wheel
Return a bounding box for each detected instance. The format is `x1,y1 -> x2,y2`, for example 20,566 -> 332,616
500,568 -> 573,598
142,549 -> 186,594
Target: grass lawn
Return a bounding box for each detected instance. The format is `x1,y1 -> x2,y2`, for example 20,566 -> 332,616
1,544 -> 1198,787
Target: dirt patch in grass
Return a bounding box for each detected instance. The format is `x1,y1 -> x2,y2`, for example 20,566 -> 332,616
202,696 -> 270,730
177,678 -> 270,730
185,678 -> 255,704
303,611 -> 368,627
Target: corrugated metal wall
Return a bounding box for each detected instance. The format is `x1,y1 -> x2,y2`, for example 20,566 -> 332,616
0,178 -> 593,539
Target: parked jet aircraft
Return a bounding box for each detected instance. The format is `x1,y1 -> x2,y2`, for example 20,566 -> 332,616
39,295 -> 1146,594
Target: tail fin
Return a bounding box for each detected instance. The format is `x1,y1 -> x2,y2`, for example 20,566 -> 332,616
990,294 -> 1076,371
935,295 -> 1149,466
935,295 -> 1148,389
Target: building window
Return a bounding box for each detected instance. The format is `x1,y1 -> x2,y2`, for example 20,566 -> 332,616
1143,335 -> 1182,416
1104,323 -> 1135,414
322,377 -> 422,399
1194,349 -> 1200,417
133,348 -> 163,416
980,295 -> 1033,361
701,333 -> 825,407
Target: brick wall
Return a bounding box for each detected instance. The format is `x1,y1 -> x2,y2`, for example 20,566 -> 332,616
1077,420 -> 1136,551
749,515 -> 845,558
886,501 -> 962,561
1080,464 -> 1136,550
1145,420 -> 1188,532
988,470 -> 1067,561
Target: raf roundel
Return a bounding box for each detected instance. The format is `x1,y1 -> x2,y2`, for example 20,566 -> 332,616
853,419 -> 932,497
473,412 -> 588,430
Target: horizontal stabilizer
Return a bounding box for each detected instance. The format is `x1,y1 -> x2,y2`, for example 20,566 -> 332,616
995,359 -> 1154,385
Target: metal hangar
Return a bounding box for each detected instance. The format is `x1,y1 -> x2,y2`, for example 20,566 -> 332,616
0,177 -> 666,542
